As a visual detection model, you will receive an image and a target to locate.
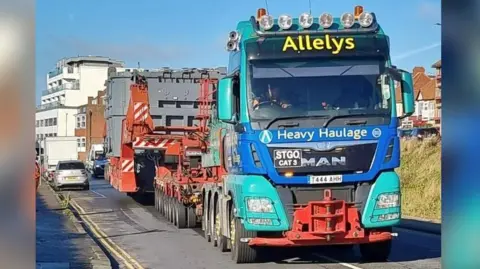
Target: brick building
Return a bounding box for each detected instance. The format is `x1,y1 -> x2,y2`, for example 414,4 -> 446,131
74,90 -> 106,161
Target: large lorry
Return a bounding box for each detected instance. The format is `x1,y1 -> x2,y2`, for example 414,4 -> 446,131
108,5 -> 416,264
41,136 -> 78,181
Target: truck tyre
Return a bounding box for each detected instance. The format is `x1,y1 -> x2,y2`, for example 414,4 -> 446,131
203,198 -> 211,242
171,199 -> 178,226
209,196 -> 218,247
162,195 -> 168,217
186,207 -> 197,228
167,198 -> 173,223
215,198 -> 229,252
154,189 -> 159,210
230,205 -> 258,263
359,239 -> 392,262
175,201 -> 187,229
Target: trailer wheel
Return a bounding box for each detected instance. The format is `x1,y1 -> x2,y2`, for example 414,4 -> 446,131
209,196 -> 218,247
186,207 -> 197,228
165,197 -> 172,222
171,199 -> 178,226
359,239 -> 392,262
230,205 -> 258,263
154,189 -> 159,210
215,198 -> 229,252
158,191 -> 164,215
203,198 -> 211,242
175,201 -> 187,229
162,195 -> 168,217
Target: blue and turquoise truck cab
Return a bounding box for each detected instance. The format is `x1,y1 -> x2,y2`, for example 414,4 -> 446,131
215,6 -> 414,263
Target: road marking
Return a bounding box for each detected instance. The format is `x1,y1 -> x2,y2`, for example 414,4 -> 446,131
70,198 -> 145,269
90,190 -> 107,199
313,253 -> 363,269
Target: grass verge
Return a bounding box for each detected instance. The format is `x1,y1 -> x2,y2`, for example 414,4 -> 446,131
397,138 -> 441,221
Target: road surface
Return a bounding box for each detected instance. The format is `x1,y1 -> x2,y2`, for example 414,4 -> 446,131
58,177 -> 441,269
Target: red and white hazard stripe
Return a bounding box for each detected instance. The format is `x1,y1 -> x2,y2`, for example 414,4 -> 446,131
122,160 -> 134,173
134,102 -> 149,122
133,137 -> 176,149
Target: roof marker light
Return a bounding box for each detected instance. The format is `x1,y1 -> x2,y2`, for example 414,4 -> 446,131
358,12 -> 374,27
259,14 -> 274,30
278,14 -> 293,30
299,12 -> 313,29
319,13 -> 333,28
341,12 -> 355,28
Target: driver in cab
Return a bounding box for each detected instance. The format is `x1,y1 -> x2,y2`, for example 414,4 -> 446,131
252,84 -> 291,110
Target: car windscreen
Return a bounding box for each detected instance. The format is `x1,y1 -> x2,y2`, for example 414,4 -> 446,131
58,162 -> 85,170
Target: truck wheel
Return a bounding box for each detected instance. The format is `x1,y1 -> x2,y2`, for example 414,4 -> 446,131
359,239 -> 392,262
167,198 -> 174,223
187,206 -> 197,228
209,196 -> 218,247
175,201 -> 187,229
230,206 -> 258,263
203,199 -> 211,242
154,189 -> 159,210
162,195 -> 168,217
171,199 -> 178,226
158,191 -> 164,215
215,198 -> 229,252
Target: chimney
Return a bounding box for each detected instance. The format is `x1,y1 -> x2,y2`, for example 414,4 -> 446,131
413,66 -> 425,76
88,96 -> 93,105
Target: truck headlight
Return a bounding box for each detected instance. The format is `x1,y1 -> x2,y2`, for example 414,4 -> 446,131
376,193 -> 400,209
246,198 -> 274,213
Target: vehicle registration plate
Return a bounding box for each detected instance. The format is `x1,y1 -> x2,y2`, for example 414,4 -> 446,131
66,176 -> 77,181
309,175 -> 343,184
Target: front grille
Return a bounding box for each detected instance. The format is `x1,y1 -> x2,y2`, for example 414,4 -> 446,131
268,143 -> 377,175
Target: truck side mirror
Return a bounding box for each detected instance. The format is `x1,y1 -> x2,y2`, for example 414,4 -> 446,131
217,77 -> 235,122
400,71 -> 415,118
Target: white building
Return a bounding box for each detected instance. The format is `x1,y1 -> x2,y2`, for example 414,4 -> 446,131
36,56 -> 124,142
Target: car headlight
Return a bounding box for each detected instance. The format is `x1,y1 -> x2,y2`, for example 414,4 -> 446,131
95,165 -> 100,168
376,193 -> 400,209
246,198 -> 274,213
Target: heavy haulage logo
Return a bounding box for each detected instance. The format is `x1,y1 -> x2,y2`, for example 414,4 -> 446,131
259,128 -> 383,143
282,34 -> 356,55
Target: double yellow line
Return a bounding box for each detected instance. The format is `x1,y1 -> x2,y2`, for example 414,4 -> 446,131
69,199 -> 145,269
45,182 -> 144,269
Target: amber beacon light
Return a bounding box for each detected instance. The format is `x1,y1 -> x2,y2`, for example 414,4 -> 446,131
354,5 -> 364,19
257,8 -> 267,21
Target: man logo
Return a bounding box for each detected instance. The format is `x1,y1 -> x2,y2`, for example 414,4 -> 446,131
259,130 -> 273,144
372,128 -> 382,138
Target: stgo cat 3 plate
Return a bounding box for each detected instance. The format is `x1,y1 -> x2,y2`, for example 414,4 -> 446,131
273,149 -> 302,168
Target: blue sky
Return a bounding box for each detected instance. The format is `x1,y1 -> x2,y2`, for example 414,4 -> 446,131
36,0 -> 441,103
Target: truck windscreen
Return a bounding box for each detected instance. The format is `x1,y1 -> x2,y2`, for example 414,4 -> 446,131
247,57 -> 392,128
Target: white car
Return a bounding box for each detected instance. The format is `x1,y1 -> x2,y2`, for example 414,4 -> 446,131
53,160 -> 89,191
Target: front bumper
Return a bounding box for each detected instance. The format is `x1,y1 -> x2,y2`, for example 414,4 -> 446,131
93,167 -> 105,175
233,171 -> 401,247
248,189 -> 393,247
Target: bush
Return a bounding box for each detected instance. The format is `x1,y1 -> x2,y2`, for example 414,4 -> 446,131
396,138 -> 441,221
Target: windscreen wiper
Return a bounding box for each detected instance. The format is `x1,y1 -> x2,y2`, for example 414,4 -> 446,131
265,115 -> 328,130
322,113 -> 387,128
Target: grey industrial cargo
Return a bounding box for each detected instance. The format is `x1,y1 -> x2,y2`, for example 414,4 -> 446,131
104,115 -> 124,157
104,67 -> 227,157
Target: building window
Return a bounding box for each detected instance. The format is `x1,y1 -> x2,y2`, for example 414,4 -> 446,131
36,120 -> 39,127
77,138 -> 81,147
40,120 -> 44,127
53,118 -> 57,126
81,137 -> 86,147
76,115 -> 86,129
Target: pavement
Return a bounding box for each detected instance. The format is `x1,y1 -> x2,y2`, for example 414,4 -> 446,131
36,181 -> 111,269
55,177 -> 441,269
